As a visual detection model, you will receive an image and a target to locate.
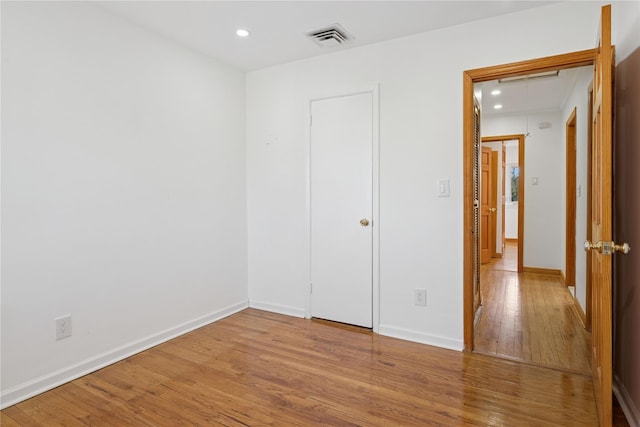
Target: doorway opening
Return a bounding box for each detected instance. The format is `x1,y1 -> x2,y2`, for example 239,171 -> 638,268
480,135 -> 524,274
462,50 -> 597,360
472,65 -> 595,373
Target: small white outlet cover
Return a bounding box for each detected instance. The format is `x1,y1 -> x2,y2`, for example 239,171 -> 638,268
414,289 -> 427,306
55,315 -> 72,340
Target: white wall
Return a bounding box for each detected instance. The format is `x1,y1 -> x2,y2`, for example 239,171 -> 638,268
613,0 -> 640,66
246,2 -> 605,350
1,2 -> 248,406
483,112 -> 565,270
561,67 -> 593,311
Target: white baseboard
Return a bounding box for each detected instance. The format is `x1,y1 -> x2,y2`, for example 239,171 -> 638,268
378,324 -> 463,352
248,300 -> 305,318
0,300 -> 248,409
614,374 -> 640,427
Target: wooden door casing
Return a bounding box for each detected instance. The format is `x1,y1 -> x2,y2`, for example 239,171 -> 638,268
463,42 -> 596,354
590,5 -> 613,426
566,108 -> 577,287
501,145 -> 506,255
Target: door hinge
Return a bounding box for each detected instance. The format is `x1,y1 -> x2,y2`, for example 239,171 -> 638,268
310,282 -> 313,294
310,115 -> 313,126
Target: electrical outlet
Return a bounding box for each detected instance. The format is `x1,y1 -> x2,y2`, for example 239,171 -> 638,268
414,289 -> 427,306
55,315 -> 72,340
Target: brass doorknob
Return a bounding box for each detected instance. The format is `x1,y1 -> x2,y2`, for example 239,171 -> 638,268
613,242 -> 631,254
360,218 -> 370,227
584,240 -> 631,255
584,240 -> 601,252
490,208 -> 497,213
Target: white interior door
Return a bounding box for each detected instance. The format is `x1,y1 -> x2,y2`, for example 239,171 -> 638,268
311,92 -> 373,328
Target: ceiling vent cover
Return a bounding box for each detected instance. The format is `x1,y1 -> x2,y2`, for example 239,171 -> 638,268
307,24 -> 353,48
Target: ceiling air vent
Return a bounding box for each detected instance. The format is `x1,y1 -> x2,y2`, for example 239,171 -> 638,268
307,24 -> 353,48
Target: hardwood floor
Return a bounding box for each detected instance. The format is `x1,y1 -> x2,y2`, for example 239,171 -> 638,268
484,239 -> 518,272
477,243 -> 630,426
475,267 -> 592,374
2,308 -> 601,426
477,240 -> 592,373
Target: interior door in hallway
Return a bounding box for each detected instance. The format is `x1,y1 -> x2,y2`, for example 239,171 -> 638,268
480,146 -> 492,264
310,92 -> 373,328
490,150 -> 498,258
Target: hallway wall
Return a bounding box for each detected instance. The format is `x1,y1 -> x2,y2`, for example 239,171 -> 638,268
482,112 -> 564,271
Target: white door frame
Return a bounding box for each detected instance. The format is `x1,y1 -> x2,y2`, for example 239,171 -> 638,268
304,86 -> 380,332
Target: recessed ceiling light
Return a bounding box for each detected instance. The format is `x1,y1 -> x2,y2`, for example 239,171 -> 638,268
236,29 -> 250,38
491,89 -> 501,96
494,104 -> 503,110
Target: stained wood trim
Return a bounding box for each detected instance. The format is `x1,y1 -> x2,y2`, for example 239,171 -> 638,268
585,83 -> 594,331
482,135 -> 521,143
462,72 -> 475,351
463,49 -> 597,352
517,136 -> 525,274
501,145 -> 506,255
465,49 -> 597,83
591,6 -> 614,425
523,267 -> 563,277
566,108 -> 577,286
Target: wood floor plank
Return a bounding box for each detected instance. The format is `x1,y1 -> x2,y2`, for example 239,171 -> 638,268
0,406 -> 43,427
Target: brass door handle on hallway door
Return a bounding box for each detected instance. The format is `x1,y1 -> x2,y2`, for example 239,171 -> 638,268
360,219 -> 370,227
490,208 -> 497,213
584,240 -> 631,255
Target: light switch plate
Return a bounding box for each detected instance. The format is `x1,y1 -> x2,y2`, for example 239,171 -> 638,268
437,179 -> 450,197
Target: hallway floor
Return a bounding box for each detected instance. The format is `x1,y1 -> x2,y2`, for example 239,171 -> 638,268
476,241 -> 591,374
484,239 -> 518,272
